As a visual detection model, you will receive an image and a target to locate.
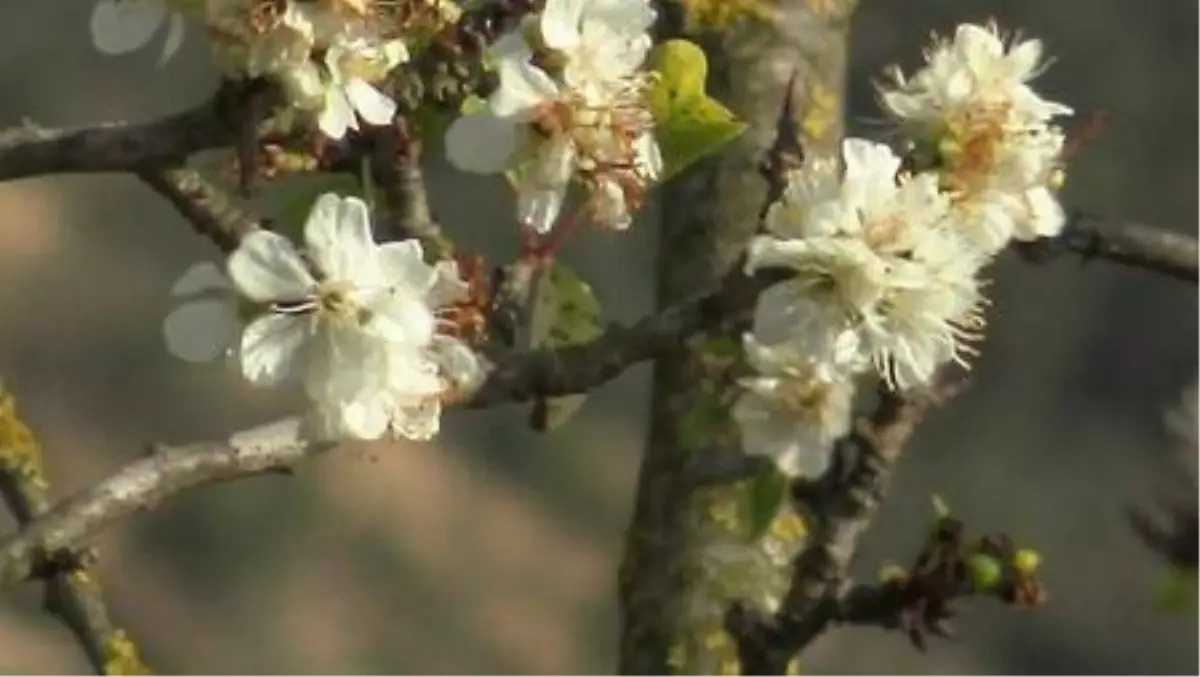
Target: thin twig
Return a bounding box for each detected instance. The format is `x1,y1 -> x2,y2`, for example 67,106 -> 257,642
727,378 -> 964,674
0,418 -> 329,589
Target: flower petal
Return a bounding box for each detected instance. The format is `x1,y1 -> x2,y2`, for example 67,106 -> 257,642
90,0 -> 167,55
318,87 -> 358,139
430,336 -> 482,391
376,239 -> 437,293
490,61 -> 559,118
345,78 -> 397,126
170,261 -> 231,296
157,11 -> 185,65
303,193 -> 375,282
540,0 -> 586,51
162,299 -> 240,362
444,112 -> 519,174
239,313 -> 309,385
427,260 -> 471,308
391,398 -> 442,441
227,230 -> 314,302
370,294 -> 436,347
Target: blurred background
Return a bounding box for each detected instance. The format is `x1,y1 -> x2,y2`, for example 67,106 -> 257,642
0,0 -> 1196,673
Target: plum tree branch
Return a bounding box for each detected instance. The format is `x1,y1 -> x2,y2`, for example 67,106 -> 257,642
727,378 -> 964,674
0,384 -> 148,675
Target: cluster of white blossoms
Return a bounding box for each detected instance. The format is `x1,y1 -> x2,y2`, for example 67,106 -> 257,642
735,23 -> 1071,478
91,0 -> 410,140
880,22 -> 1074,256
164,194 -> 482,442
444,0 -> 663,234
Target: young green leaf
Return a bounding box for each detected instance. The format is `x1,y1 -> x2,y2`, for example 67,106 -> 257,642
743,467 -> 789,542
527,263 -> 604,431
647,39 -> 747,182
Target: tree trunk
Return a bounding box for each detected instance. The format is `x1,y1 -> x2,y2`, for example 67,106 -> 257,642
618,2 -> 858,673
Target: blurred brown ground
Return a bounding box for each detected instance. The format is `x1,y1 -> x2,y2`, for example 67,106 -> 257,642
0,1 -> 1196,674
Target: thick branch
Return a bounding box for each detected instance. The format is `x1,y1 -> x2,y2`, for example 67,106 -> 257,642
0,102 -> 235,182
136,166 -> 261,252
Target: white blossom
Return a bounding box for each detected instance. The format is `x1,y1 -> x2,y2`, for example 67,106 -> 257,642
747,138 -> 986,389
225,193 -> 479,441
879,22 -> 1073,252
90,0 -> 187,65
205,0 -> 407,140
733,335 -> 854,478
443,0 -> 660,233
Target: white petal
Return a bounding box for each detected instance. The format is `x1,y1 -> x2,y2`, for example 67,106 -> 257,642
157,11 -> 185,66
345,78 -> 397,126
375,239 -> 436,291
163,299 -> 240,362
278,62 -> 326,110
239,313 -> 309,385
635,132 -> 663,179
391,398 -> 442,441
318,88 -> 357,139
303,194 -> 375,282
518,185 -> 568,234
1006,38 -> 1043,80
430,336 -> 483,390
338,396 -> 392,440
490,61 -> 559,118
170,261 -> 231,296
444,112 -> 519,174
303,323 -> 381,402
517,138 -> 575,232
1015,187 -> 1066,240
90,0 -> 167,55
540,0 -> 586,51
954,23 -> 1003,61
227,230 -> 314,302
370,295 -> 437,347
427,260 -> 471,308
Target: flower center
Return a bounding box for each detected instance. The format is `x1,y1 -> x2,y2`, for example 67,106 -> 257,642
775,373 -> 832,420
316,280 -> 364,324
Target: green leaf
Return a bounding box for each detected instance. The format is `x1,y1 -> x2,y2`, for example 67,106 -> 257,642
647,39 -> 747,182
270,174 -> 363,242
527,263 -> 603,431
678,390 -> 729,450
743,467 -> 789,542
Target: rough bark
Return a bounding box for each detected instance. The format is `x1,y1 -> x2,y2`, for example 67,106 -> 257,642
618,2 -> 858,673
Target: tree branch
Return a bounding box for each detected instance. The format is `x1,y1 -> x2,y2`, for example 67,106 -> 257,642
727,378 -> 964,674
1016,211 -> 1198,284
136,166 -> 261,252
0,418 -> 330,589
0,385 -> 148,674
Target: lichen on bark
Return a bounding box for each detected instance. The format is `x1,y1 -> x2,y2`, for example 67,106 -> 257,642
617,1 -> 857,673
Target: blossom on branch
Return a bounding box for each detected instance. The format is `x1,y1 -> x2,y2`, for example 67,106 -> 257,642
747,138 -> 986,391
443,0 -> 662,233
732,336 -> 854,478
879,22 -> 1073,255
167,194 -> 480,442
205,0 -> 408,139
